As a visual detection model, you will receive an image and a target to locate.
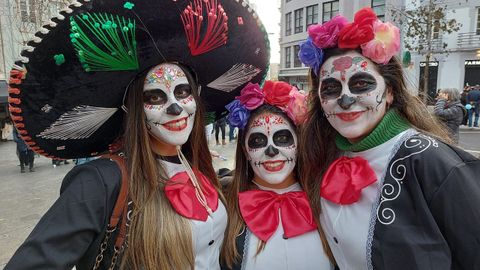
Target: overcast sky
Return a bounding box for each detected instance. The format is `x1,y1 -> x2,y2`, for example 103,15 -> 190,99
248,0 -> 281,64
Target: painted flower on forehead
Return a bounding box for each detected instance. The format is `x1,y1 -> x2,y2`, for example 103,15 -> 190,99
307,15 -> 348,49
338,7 -> 377,49
236,83 -> 265,110
226,100 -> 250,129
286,88 -> 308,125
332,56 -> 353,73
263,81 -> 292,109
298,38 -> 324,75
361,20 -> 400,64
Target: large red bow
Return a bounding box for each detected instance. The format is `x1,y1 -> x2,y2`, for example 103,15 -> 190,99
164,170 -> 218,221
321,156 -> 377,205
238,190 -> 317,242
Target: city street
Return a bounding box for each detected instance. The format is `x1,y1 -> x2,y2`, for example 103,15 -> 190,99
0,130 -> 478,268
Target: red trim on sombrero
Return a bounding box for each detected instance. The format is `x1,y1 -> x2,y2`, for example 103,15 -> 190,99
7,67 -> 51,157
11,115 -> 23,121
9,106 -> 21,114
8,97 -> 21,105
9,78 -> 21,85
15,123 -> 25,128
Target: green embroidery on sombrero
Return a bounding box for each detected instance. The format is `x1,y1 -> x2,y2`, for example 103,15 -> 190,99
70,13 -> 139,72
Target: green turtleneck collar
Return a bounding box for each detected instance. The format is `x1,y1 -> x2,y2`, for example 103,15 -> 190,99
335,110 -> 411,152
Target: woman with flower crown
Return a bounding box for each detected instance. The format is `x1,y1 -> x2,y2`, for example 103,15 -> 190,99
298,7 -> 480,270
5,0 -> 269,269
220,81 -> 334,270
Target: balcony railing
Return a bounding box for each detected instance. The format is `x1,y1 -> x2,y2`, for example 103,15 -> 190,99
457,32 -> 480,49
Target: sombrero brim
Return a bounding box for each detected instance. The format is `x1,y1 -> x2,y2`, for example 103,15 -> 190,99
8,0 -> 270,159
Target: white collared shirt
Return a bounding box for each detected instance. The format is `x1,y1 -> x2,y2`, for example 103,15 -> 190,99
243,182 -> 333,270
320,129 -> 413,270
159,159 -> 227,270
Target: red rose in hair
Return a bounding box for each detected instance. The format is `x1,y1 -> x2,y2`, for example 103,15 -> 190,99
263,81 -> 292,108
338,7 -> 377,49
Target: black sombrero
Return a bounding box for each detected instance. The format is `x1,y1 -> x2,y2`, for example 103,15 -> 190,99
8,0 -> 270,159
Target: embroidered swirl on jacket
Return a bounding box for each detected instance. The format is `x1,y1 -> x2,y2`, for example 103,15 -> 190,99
377,134 -> 438,225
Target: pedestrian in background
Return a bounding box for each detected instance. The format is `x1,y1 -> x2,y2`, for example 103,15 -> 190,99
434,88 -> 466,143
460,85 -> 470,125
214,116 -> 227,145
466,85 -> 480,128
13,127 -> 35,173
228,123 -> 236,142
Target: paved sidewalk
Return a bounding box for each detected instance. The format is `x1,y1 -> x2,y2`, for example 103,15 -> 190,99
0,141 -> 74,268
0,139 -> 237,268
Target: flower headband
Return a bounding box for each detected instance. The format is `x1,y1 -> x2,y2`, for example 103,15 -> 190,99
298,7 -> 400,75
225,81 -> 307,129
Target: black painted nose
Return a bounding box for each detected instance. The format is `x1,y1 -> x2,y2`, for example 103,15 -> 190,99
166,103 -> 183,116
337,94 -> 356,110
265,145 -> 279,157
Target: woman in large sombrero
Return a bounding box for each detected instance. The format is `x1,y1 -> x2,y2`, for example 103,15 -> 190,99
6,0 -> 269,269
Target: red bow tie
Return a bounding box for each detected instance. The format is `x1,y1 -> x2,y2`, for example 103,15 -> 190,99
321,156 -> 377,205
164,170 -> 218,221
238,189 -> 317,242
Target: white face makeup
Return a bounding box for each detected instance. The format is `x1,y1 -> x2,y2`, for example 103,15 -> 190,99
318,51 -> 393,142
245,113 -> 297,186
143,63 -> 196,146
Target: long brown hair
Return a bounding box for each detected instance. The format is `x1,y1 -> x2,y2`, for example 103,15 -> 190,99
221,105 -> 316,268
299,49 -> 452,248
120,63 -> 218,270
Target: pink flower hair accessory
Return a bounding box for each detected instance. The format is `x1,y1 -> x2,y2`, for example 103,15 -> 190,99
307,15 -> 348,49
236,82 -> 265,110
361,20 -> 401,64
286,88 -> 308,125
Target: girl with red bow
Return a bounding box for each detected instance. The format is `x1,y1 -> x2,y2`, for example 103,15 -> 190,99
5,0 -> 269,269
221,81 -> 334,270
299,7 -> 480,270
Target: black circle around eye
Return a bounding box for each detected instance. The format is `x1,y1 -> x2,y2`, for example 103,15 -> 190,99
174,84 -> 192,100
320,78 -> 342,100
273,129 -> 294,147
348,72 -> 377,95
143,89 -> 167,105
247,132 -> 268,149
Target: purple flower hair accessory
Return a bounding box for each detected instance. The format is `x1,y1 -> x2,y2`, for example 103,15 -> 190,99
298,38 -> 324,75
225,100 -> 250,129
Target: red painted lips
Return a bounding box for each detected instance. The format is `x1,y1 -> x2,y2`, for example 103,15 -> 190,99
262,160 -> 286,172
336,111 -> 365,122
162,117 -> 188,131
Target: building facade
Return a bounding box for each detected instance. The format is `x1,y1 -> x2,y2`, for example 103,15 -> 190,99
0,0 -> 66,81
407,0 -> 480,102
279,0 -> 403,91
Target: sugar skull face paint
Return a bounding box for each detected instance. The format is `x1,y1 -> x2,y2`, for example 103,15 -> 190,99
245,113 -> 297,186
318,51 -> 393,142
143,63 -> 196,146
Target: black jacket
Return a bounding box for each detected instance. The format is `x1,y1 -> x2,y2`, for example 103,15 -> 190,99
5,159 -> 122,270
434,99 -> 466,142
369,134 -> 480,269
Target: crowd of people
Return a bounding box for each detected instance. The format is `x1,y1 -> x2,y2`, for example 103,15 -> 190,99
4,1 -> 480,270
